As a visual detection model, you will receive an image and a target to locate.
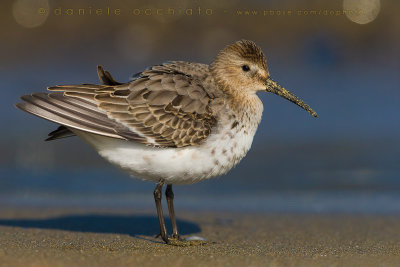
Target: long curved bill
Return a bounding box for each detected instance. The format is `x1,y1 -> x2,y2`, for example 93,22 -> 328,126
265,78 -> 318,118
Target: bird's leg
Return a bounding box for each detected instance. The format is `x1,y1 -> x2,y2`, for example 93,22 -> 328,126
153,180 -> 169,244
166,184 -> 180,239
154,182 -> 205,246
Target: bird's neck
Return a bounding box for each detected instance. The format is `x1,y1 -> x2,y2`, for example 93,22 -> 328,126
217,88 -> 263,139
235,93 -> 263,129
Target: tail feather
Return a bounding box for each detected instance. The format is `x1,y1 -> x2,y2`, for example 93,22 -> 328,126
45,125 -> 75,141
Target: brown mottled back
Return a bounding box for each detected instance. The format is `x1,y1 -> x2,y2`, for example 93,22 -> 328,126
47,63 -> 217,147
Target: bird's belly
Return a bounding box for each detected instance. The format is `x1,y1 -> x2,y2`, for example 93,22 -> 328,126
72,127 -> 254,185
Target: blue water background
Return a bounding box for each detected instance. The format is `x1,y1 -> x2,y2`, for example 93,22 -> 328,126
1,0 -> 400,213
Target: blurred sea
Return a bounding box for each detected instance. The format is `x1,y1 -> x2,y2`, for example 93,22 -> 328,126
1,127 -> 399,213
2,164 -> 400,213
1,0 -> 399,213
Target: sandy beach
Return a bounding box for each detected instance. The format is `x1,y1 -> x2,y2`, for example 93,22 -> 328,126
0,207 -> 400,266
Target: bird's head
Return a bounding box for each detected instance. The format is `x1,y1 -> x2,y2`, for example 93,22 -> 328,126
210,40 -> 317,117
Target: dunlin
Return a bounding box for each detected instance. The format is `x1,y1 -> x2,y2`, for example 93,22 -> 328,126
16,40 -> 317,245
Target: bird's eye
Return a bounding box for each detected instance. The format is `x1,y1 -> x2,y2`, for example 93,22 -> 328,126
242,65 -> 250,72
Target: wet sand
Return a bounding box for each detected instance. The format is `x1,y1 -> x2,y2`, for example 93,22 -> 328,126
1,207 -> 400,266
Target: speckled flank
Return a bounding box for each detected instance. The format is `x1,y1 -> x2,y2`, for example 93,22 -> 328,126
72,100 -> 259,185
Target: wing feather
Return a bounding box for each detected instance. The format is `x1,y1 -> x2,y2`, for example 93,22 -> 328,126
17,64 -> 217,147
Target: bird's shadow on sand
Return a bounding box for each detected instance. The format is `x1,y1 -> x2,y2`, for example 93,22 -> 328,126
0,214 -> 201,238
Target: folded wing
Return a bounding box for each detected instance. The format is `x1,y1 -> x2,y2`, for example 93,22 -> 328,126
16,64 -> 217,148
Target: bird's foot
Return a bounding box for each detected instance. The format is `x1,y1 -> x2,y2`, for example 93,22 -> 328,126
167,236 -> 207,247
155,233 -> 207,246
155,232 -> 182,240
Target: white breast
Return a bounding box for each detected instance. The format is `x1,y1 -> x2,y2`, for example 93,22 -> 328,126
71,118 -> 257,185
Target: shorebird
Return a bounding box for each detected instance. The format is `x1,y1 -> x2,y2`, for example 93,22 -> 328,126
16,40 -> 317,245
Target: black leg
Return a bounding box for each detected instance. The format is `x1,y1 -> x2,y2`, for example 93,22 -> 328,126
154,180 -> 169,244
166,184 -> 179,239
